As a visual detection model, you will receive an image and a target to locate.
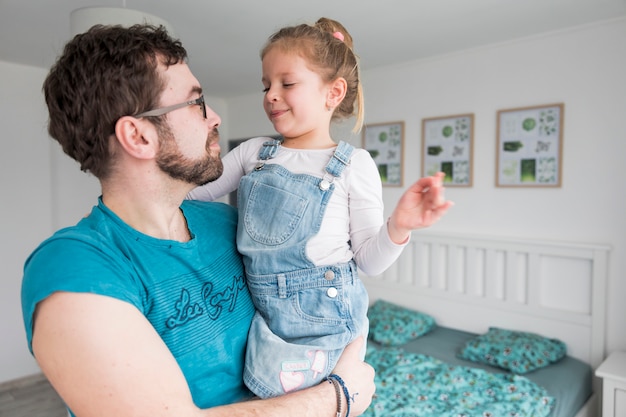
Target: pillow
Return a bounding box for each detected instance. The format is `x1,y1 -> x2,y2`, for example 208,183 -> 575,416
458,327 -> 567,374
367,299 -> 436,346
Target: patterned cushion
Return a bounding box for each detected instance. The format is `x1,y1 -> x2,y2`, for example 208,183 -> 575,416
458,327 -> 567,374
367,300 -> 436,346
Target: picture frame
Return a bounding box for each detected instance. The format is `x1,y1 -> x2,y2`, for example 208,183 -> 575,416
362,121 -> 404,186
421,113 -> 474,187
496,103 -> 564,187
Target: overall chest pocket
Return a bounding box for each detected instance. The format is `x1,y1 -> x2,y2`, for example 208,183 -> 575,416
242,181 -> 309,245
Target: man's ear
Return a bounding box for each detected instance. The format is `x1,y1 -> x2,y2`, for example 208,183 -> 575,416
114,116 -> 158,160
327,77 -> 347,109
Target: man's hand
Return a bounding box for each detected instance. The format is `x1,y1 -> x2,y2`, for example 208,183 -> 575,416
331,337 -> 375,415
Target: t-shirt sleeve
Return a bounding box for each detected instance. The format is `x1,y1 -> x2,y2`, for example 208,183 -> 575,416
21,232 -> 143,353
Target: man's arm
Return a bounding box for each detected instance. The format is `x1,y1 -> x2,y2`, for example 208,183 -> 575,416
32,292 -> 374,417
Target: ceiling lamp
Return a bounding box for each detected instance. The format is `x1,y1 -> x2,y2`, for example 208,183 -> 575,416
70,7 -> 175,36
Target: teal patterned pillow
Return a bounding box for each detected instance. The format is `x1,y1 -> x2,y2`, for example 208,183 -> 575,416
367,300 -> 436,346
458,327 -> 567,374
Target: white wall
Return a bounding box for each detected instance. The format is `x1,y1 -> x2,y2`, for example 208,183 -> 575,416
224,18 -> 626,354
0,62 -> 51,382
1,17 -> 624,384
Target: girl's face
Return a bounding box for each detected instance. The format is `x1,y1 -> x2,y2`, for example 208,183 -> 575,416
261,48 -> 333,142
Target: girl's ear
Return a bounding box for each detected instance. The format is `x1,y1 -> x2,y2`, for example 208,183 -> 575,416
114,116 -> 158,160
326,77 -> 347,109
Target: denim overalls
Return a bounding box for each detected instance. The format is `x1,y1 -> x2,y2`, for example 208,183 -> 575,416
238,139 -> 369,398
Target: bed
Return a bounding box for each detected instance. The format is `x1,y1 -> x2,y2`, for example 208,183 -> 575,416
360,232 -> 611,417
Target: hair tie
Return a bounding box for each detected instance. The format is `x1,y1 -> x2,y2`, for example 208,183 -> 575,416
332,31 -> 345,42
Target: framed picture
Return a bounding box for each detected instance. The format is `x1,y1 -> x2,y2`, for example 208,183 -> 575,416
496,103 -> 564,187
421,113 -> 474,187
362,121 -> 404,186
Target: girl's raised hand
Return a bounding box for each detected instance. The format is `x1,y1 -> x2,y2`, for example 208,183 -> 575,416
387,172 -> 454,244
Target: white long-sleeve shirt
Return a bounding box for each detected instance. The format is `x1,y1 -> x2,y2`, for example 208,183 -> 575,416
188,137 -> 407,276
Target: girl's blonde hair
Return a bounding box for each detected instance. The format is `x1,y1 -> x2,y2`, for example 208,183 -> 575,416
261,17 -> 364,133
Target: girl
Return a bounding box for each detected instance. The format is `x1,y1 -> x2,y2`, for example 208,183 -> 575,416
189,17 -> 452,399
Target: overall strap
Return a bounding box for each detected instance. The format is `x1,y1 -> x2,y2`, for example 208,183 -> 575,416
325,141 -> 354,177
257,139 -> 282,160
319,141 -> 354,191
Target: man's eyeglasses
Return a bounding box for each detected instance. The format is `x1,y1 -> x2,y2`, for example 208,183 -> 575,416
134,95 -> 206,119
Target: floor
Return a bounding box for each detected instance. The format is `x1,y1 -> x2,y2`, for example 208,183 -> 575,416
0,373 -> 67,417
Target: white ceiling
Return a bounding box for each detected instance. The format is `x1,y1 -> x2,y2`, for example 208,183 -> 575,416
1,0 -> 625,98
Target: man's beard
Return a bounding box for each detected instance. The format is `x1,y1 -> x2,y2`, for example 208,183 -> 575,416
156,124 -> 223,186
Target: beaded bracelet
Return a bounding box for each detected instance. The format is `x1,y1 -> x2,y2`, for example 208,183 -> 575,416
326,373 -> 351,417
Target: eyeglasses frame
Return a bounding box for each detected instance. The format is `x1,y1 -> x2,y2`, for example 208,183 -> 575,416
133,95 -> 206,119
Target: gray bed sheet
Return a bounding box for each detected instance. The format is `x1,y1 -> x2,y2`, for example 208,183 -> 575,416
369,326 -> 592,417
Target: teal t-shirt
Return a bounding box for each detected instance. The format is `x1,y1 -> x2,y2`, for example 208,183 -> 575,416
21,198 -> 255,409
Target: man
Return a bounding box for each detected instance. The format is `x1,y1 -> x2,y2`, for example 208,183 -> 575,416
21,24 -> 374,417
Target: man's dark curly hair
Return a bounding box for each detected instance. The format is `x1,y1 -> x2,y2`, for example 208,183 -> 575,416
43,24 -> 187,179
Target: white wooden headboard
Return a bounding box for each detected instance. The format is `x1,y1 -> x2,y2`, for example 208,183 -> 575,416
361,232 -> 611,371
